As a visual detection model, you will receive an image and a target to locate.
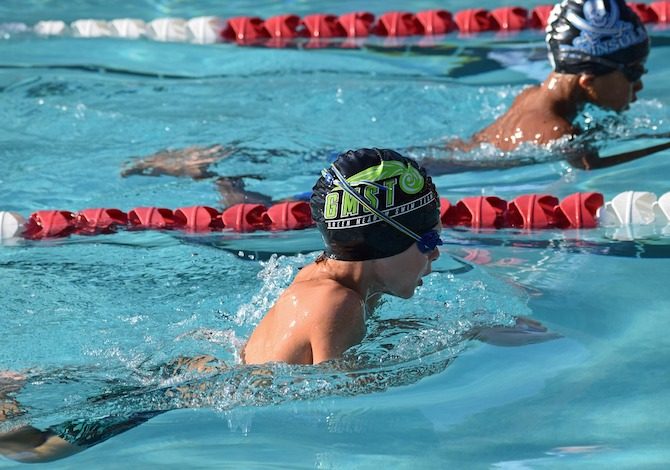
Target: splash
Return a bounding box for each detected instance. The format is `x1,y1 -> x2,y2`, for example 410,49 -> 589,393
232,253 -> 302,326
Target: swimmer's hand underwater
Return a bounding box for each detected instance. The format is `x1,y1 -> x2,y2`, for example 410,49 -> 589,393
0,372 -> 25,422
470,317 -> 562,347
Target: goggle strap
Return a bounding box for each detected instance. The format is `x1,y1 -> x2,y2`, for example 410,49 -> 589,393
559,51 -> 645,78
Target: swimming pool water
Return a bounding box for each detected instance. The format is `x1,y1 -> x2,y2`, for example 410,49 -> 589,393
1,1 -> 670,468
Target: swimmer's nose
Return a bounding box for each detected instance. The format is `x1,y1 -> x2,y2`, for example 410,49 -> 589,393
632,79 -> 643,101
422,249 -> 439,277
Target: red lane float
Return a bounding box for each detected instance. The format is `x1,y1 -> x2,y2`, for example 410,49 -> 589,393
438,192 -> 605,229
76,208 -> 128,234
174,206 -> 222,231
651,0 -> 670,22
264,14 -> 300,39
265,201 -> 313,231
128,207 -> 177,229
23,210 -> 76,239
554,192 -> 604,229
507,194 -> 558,229
374,12 -> 421,37
443,196 -> 507,228
529,5 -> 554,28
415,10 -> 456,35
339,12 -> 375,37
454,9 -> 499,34
3,192 -> 670,242
491,6 -> 529,31
221,203 -> 270,232
221,16 -> 269,44
301,14 -> 345,38
628,2 -> 658,22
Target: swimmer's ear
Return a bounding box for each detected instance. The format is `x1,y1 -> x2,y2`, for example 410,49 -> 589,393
577,73 -> 597,100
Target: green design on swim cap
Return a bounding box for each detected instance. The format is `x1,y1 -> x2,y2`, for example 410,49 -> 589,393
346,160 -> 424,195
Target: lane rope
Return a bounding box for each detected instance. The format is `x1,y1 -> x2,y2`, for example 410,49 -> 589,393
2,2 -> 668,47
2,191 -> 669,242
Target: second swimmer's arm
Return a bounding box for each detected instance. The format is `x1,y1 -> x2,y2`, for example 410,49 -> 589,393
567,140 -> 670,170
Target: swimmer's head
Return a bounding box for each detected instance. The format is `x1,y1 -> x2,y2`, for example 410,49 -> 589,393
546,0 -> 649,80
310,148 -> 441,261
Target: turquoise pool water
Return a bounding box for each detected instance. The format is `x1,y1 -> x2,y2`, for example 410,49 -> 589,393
1,1 -> 670,468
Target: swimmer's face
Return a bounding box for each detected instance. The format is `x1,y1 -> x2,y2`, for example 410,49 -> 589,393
581,70 -> 644,112
374,233 -> 441,299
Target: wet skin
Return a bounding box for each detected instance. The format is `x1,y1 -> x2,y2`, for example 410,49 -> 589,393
243,243 -> 440,365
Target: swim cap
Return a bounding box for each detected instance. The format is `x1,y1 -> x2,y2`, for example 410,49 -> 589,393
546,0 -> 649,75
310,148 -> 440,261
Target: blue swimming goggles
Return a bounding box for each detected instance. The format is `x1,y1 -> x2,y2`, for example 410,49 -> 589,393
326,165 -> 443,255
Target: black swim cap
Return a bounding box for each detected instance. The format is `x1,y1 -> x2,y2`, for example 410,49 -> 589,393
546,0 -> 649,75
310,148 -> 440,261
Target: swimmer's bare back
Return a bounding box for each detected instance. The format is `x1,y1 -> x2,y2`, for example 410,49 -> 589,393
468,84 -> 579,152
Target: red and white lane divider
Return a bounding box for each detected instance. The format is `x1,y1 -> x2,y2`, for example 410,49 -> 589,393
439,191 -> 670,230
23,2 -> 670,46
1,191 -> 670,243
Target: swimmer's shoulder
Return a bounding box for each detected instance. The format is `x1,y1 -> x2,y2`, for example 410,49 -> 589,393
513,106 -> 579,144
511,83 -> 541,103
278,275 -> 365,353
300,280 -> 366,361
514,87 -> 581,138
538,118 -> 580,143
295,277 -> 363,310
286,278 -> 363,327
290,263 -> 365,314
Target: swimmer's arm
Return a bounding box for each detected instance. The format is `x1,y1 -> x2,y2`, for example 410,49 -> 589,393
566,140 -> 670,170
0,426 -> 82,463
414,123 -> 579,175
121,144 -> 234,179
420,155 -> 534,175
467,316 -> 562,347
215,176 -> 274,207
623,131 -> 670,140
309,294 -> 366,364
